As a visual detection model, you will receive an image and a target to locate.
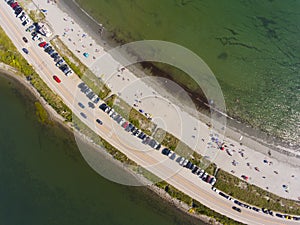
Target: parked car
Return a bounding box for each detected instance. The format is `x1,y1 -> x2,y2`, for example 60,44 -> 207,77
198,169 -> 205,177
53,75 -> 61,83
179,157 -> 185,166
93,97 -> 100,104
169,152 -> 176,160
155,143 -> 161,150
201,172 -> 208,180
88,102 -> 95,109
122,121 -> 129,129
99,103 -> 108,111
26,24 -> 35,32
125,123 -> 134,132
232,206 -> 241,213
162,148 -> 171,156
51,52 -> 59,58
56,59 -> 64,67
22,36 -> 28,43
118,118 -> 126,125
210,177 -> 216,186
192,166 -> 199,174
15,7 -> 22,16
22,48 -> 29,54
182,159 -> 189,167
65,70 -> 73,76
80,112 -> 87,119
96,119 -> 103,125
22,18 -> 30,26
143,136 -> 151,145
78,102 -> 85,109
43,43 -> 50,49
54,56 -> 61,62
32,34 -> 39,41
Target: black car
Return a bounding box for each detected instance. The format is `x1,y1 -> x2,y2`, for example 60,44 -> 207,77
48,49 -> 55,55
275,213 -> 284,218
59,64 -> 68,70
22,36 -> 28,43
192,166 -> 199,174
44,46 -> 52,52
22,48 -> 29,54
99,103 -> 108,111
232,206 -> 241,213
7,0 -> 14,5
96,119 -> 103,125
162,148 -> 171,156
51,52 -> 58,58
125,123 -> 133,132
15,7 -> 22,15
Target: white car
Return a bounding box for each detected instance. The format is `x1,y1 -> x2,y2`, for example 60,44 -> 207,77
182,159 -> 189,167
108,109 -> 115,116
179,157 -> 185,166
91,95 -> 98,102
32,34 -> 39,41
118,118 -> 126,125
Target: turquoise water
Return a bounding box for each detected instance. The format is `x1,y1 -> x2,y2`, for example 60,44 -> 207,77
72,0 -> 300,146
0,74 -> 206,225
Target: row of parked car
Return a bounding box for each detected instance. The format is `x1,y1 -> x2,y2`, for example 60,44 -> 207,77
78,82 -> 101,105
96,100 -> 217,186
6,0 -> 31,26
5,0 -> 75,77
212,187 -> 300,221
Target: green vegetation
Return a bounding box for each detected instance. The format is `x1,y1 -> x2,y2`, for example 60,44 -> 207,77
0,26 -> 72,122
215,169 -> 300,215
34,101 -> 52,125
50,37 -> 111,99
28,10 -> 45,23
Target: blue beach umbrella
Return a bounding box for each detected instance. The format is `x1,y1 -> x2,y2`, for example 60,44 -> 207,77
83,52 -> 89,58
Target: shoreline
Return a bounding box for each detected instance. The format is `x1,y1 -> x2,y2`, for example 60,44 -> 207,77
0,66 -> 215,225
58,0 -> 299,156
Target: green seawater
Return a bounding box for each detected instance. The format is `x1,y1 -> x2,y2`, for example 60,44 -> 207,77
0,74 -> 206,225
72,0 -> 300,146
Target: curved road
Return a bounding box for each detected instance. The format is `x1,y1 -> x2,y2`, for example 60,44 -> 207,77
0,2 -> 297,225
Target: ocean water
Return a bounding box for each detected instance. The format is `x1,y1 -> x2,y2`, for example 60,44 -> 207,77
72,0 -> 300,147
0,74 -> 206,225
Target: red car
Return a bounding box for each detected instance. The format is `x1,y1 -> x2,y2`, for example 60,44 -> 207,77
39,42 -> 47,47
11,2 -> 18,9
53,75 -> 61,83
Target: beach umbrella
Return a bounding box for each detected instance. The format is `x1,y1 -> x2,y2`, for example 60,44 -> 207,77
83,52 -> 89,58
41,9 -> 48,13
139,109 -> 144,113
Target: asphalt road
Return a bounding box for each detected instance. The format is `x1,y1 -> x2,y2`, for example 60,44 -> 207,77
0,2 -> 298,225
